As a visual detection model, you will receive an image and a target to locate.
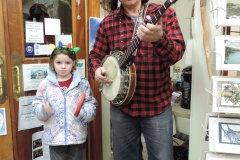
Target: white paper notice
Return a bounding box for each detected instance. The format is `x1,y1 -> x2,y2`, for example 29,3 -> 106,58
18,96 -> 43,131
32,131 -> 50,160
44,18 -> 61,35
25,21 -> 44,43
22,64 -> 49,91
34,44 -> 53,56
55,35 -> 73,46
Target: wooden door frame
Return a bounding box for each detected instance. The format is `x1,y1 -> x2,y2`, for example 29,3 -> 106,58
3,0 -> 102,159
0,1 -> 14,159
86,1 -> 103,160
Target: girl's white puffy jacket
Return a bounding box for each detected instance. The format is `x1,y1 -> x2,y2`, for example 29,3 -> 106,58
32,71 -> 97,146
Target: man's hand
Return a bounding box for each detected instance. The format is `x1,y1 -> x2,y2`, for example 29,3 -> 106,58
95,67 -> 112,85
137,18 -> 163,42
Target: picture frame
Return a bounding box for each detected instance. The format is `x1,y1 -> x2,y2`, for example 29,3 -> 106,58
217,0 -> 240,26
215,35 -> 240,71
201,150 -> 240,160
209,117 -> 240,154
204,113 -> 218,141
212,76 -> 240,113
203,112 -> 240,141
200,150 -> 209,160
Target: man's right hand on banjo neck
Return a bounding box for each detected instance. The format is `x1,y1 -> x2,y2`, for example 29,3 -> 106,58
95,67 -> 112,85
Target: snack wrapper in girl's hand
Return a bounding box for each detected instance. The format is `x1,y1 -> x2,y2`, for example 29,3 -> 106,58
39,86 -> 46,105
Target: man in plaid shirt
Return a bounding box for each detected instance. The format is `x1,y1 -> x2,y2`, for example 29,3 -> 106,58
88,0 -> 185,159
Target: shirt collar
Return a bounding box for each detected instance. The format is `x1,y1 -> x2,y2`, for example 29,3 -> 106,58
112,4 -> 127,18
112,3 -> 156,19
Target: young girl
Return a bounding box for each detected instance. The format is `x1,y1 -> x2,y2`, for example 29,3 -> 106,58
32,42 -> 97,160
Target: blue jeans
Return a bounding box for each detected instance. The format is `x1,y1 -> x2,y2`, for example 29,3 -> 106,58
110,105 -> 173,160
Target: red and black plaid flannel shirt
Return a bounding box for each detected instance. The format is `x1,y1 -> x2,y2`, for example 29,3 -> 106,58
88,3 -> 186,117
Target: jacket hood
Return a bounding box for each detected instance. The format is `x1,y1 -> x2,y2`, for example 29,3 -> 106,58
46,71 -> 85,88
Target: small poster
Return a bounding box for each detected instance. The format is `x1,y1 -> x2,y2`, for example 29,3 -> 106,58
25,21 -> 44,43
44,18 -> 61,35
34,44 -> 53,56
18,96 -> 43,131
23,64 -> 49,91
77,59 -> 85,77
25,44 -> 35,57
55,35 -> 72,46
0,108 -> 7,136
89,17 -> 103,52
32,131 -> 50,160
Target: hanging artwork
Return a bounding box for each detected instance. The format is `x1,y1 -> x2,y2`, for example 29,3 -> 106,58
215,35 -> 240,71
209,117 -> 240,154
212,76 -> 240,113
89,17 -> 103,52
217,0 -> 240,26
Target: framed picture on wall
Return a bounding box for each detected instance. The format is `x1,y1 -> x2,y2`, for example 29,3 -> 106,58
203,112 -> 240,141
209,117 -> 240,154
204,113 -> 219,141
217,0 -> 240,26
212,76 -> 240,113
215,35 -> 240,71
89,17 -> 103,52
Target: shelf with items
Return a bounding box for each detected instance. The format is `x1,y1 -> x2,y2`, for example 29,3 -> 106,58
172,105 -> 190,119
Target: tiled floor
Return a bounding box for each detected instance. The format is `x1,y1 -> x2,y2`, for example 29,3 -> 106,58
142,142 -> 148,160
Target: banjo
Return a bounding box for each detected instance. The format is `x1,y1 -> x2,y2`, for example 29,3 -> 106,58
101,0 -> 178,106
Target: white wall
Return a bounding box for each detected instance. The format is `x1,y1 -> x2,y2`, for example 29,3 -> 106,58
152,0 -> 194,71
189,0 -> 223,159
99,0 -> 199,159
100,6 -> 112,160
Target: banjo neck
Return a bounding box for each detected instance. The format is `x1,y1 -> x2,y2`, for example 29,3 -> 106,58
118,0 -> 178,68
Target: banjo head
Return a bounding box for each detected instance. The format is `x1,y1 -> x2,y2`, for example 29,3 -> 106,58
102,55 -> 121,101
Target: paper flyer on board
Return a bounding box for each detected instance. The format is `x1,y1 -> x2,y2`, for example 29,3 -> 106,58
18,96 -> 43,131
77,59 -> 85,77
32,131 -> 50,160
22,63 -> 49,91
25,21 -> 44,43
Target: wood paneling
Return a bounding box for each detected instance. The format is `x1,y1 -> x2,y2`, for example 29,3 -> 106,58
86,1 -> 103,160
1,0 -> 102,159
2,0 -> 22,159
0,2 -> 14,156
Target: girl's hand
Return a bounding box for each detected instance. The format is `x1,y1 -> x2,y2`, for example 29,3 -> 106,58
42,103 -> 52,115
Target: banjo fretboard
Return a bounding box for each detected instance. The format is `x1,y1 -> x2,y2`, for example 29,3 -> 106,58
118,0 -> 178,68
